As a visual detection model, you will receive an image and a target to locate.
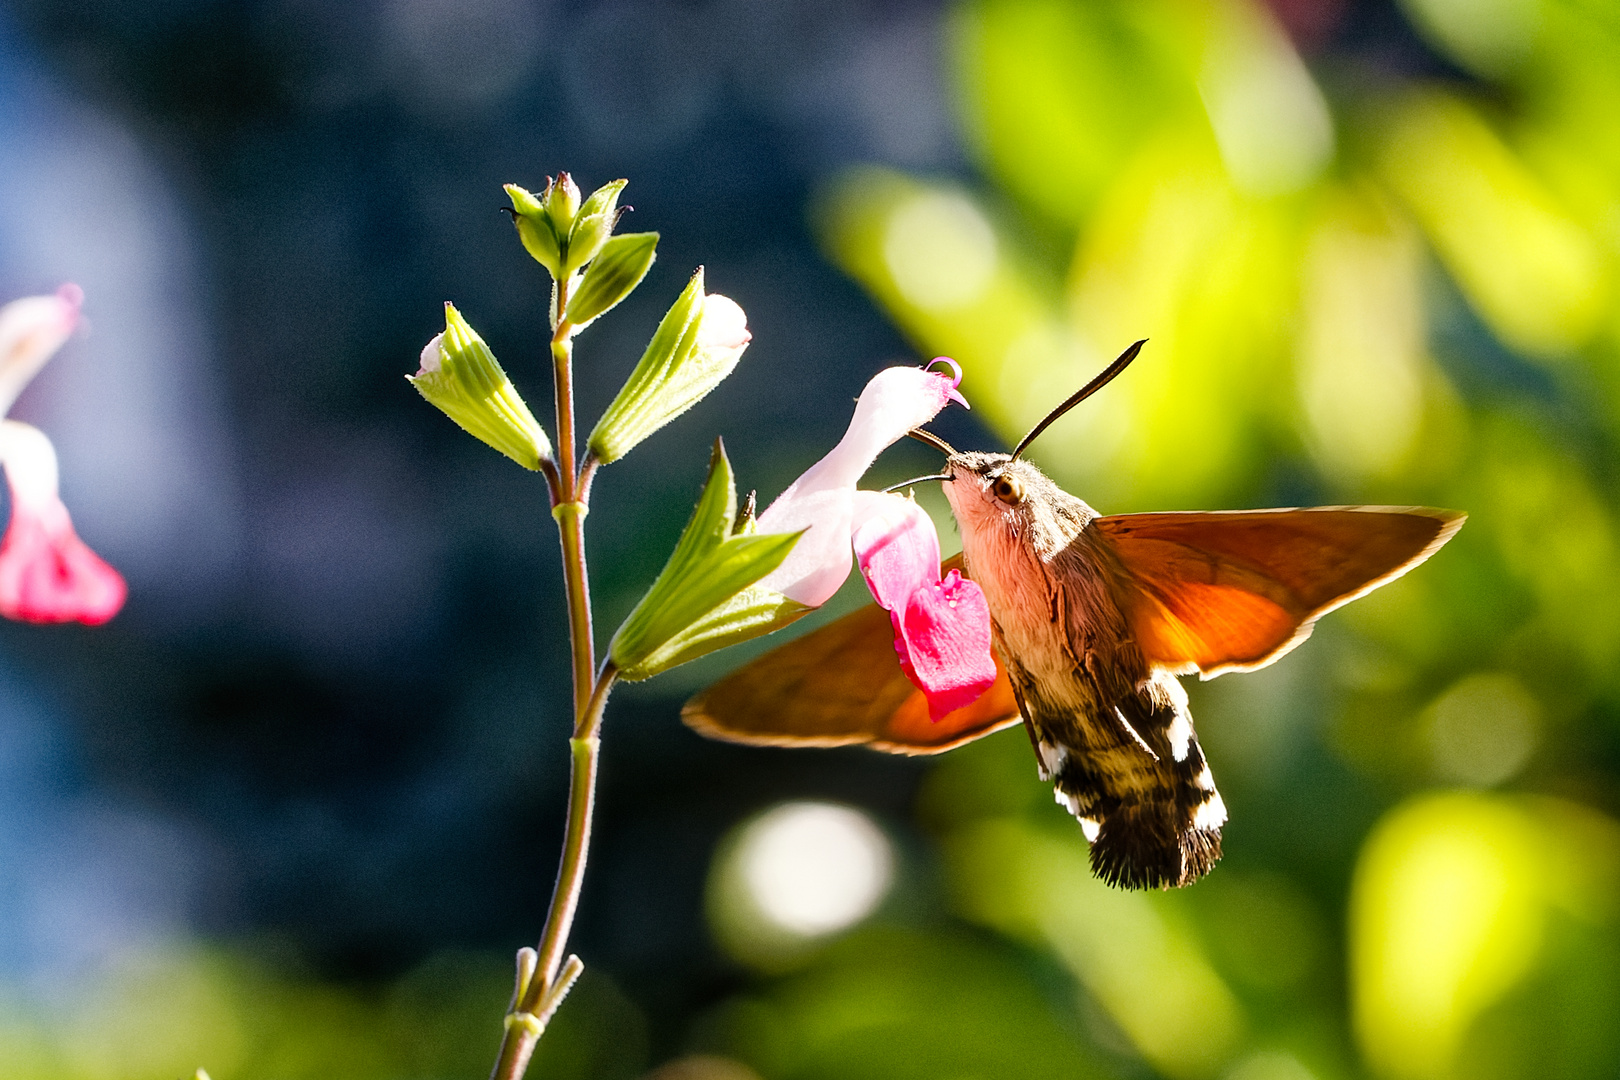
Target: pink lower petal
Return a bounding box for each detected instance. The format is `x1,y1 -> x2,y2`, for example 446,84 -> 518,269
887,608 -> 917,685
0,502 -> 126,625
852,494 -> 939,611
897,570 -> 996,721
853,498 -> 996,720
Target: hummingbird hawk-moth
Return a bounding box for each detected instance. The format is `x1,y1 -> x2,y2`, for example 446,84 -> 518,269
684,342 -> 1464,889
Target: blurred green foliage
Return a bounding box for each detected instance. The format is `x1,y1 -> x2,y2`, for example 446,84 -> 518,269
778,1 -> 1620,1079
0,949 -> 647,1080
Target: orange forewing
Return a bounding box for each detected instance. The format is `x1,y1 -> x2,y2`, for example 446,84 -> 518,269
682,554 -> 1023,755
1095,506 -> 1465,677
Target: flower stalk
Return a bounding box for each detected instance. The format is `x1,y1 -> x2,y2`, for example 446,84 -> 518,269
488,262 -> 612,1080
491,662 -> 615,1080
548,284 -> 596,719
419,173 -> 959,1080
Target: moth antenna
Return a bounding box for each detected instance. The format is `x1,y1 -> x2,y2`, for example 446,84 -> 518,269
1010,339 -> 1146,461
882,474 -> 953,493
906,428 -> 958,456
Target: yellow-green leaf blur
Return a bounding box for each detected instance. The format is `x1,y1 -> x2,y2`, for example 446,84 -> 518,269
803,1 -> 1620,1078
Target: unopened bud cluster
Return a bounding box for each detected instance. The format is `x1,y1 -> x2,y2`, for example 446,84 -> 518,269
504,175 -> 659,330
411,172 -> 800,679
504,173 -> 623,279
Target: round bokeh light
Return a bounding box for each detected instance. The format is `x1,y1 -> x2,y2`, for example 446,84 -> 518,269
709,801 -> 895,966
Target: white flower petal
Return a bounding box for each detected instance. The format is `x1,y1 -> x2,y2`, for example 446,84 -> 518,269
0,287 -> 81,417
417,332 -> 444,375
757,366 -> 958,606
697,294 -> 751,352
0,421 -> 63,514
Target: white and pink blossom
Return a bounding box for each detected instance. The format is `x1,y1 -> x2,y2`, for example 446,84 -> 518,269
0,287 -> 125,625
756,359 -> 994,719
0,421 -> 125,624
695,294 -> 750,358
0,284 -> 81,416
756,361 -> 966,607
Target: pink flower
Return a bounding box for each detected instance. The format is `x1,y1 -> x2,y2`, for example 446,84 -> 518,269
852,493 -> 995,719
757,362 -> 967,606
0,287 -> 125,625
0,422 -> 125,624
755,358 -> 995,718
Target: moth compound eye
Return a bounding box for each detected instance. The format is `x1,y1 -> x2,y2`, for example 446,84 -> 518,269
991,473 -> 1025,505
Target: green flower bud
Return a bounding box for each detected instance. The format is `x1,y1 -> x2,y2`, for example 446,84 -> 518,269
588,269 -> 751,464
611,440 -> 806,681
544,172 -> 582,233
409,303 -> 553,470
565,232 -> 658,327
564,179 -> 628,274
505,184 -> 563,277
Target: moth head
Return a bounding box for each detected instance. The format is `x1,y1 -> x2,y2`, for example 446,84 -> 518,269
912,338 -> 1145,540
942,452 -> 1050,531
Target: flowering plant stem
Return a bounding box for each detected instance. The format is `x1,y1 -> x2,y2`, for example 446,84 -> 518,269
489,276 -> 618,1080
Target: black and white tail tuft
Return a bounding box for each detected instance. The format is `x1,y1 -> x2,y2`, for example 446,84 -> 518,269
1037,672 -> 1228,889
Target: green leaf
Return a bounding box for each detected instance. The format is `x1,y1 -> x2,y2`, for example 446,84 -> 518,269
566,232 -> 659,327
575,178 -> 628,225
622,584 -> 811,680
619,530 -> 801,676
610,440 -> 804,680
408,303 -> 553,469
655,437 -> 738,594
587,269 -> 751,465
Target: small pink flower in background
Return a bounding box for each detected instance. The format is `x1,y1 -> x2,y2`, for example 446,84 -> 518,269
0,287 -> 125,625
756,358 -> 994,719
852,493 -> 995,719
0,423 -> 126,624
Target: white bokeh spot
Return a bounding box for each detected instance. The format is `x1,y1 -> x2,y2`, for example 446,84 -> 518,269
884,190 -> 998,312
735,801 -> 893,938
